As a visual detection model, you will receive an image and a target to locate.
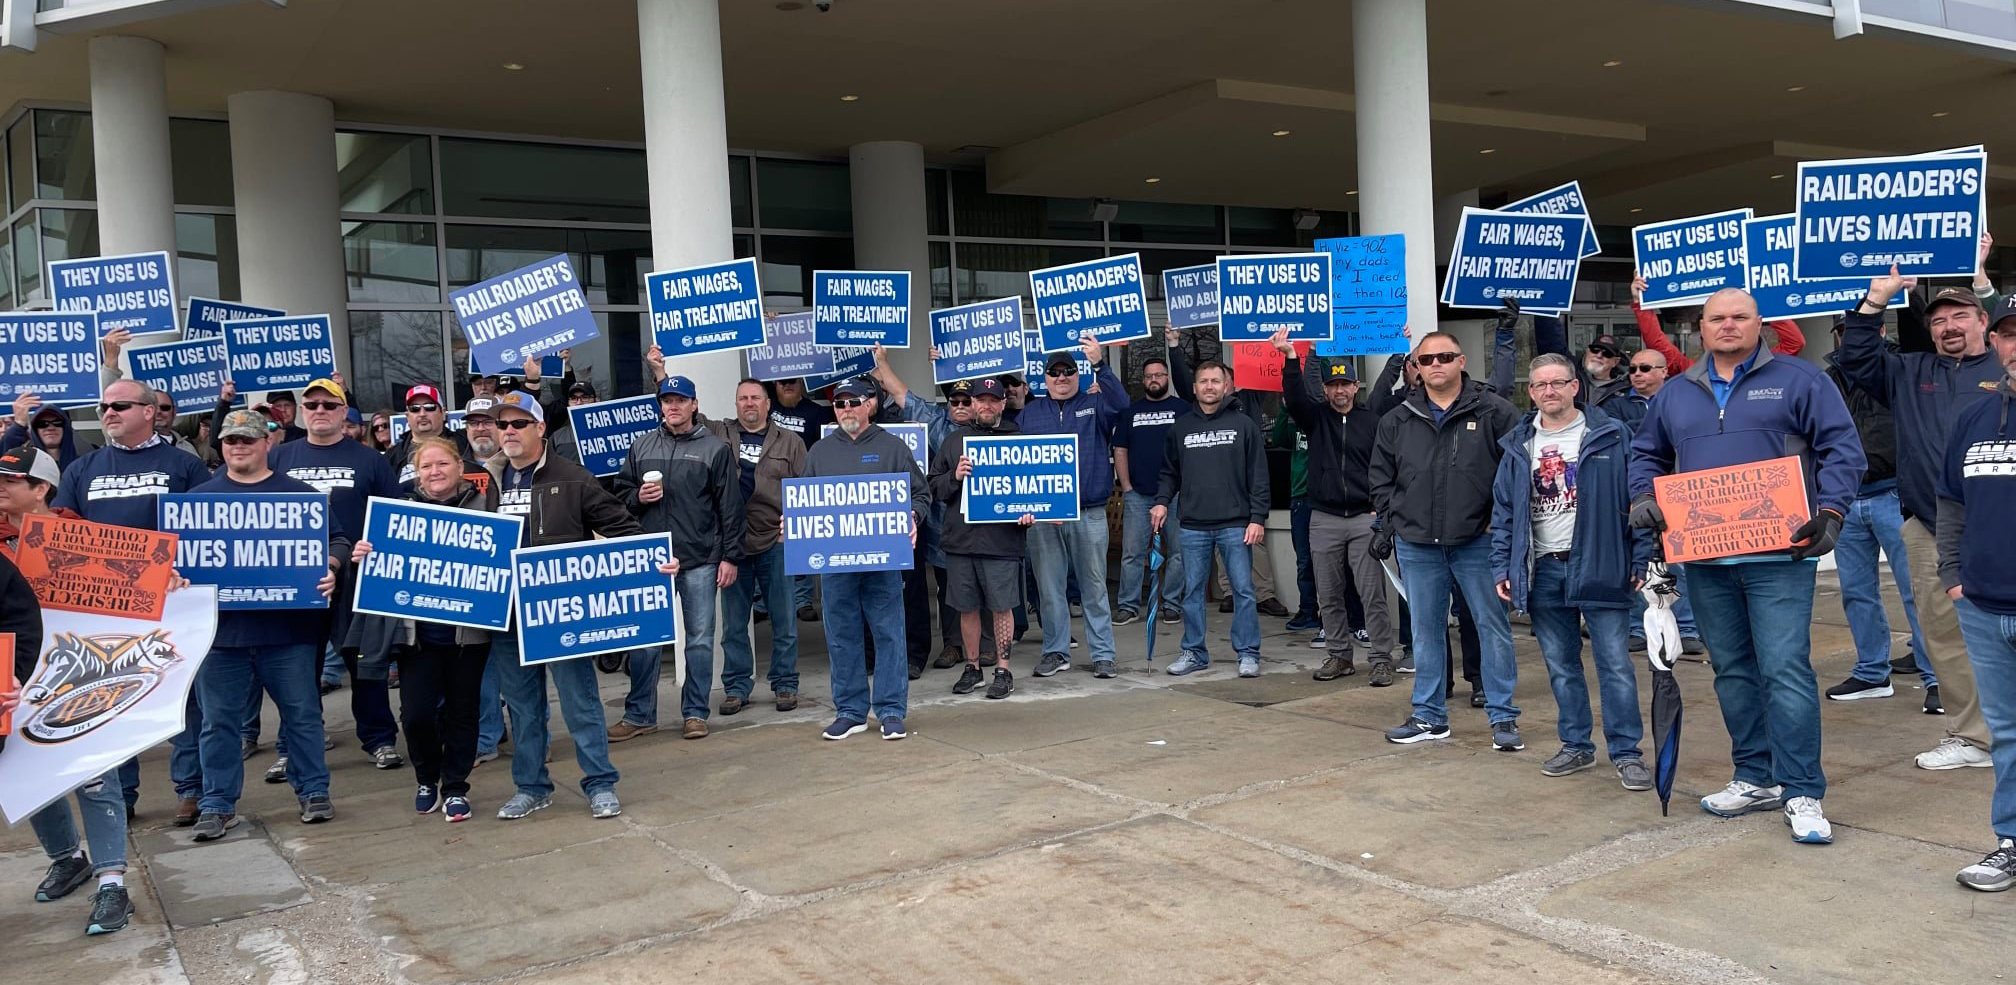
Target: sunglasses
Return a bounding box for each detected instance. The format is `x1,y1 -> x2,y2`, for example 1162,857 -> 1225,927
1587,346 -> 1619,357
1414,351 -> 1461,366
98,400 -> 145,413
947,397 -> 973,406
221,435 -> 264,446
34,419 -> 64,428
497,419 -> 539,431
1629,363 -> 1662,374
373,423 -> 390,431
302,400 -> 345,411
833,398 -> 869,410
406,403 -> 441,413
1046,368 -> 1078,377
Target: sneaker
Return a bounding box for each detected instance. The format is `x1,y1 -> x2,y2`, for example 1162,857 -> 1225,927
682,718 -> 709,740
85,885 -> 132,935
933,645 -> 962,668
1890,654 -> 1921,675
881,719 -> 907,740
415,785 -> 440,814
1925,685 -> 1944,715
1352,629 -> 1371,646
953,664 -> 984,694
1219,597 -> 1233,613
1033,653 -> 1069,677
719,695 -> 748,716
986,668 -> 1014,699
1284,614 -> 1321,633
1628,635 -> 1647,653
319,679 -> 341,696
1385,717 -> 1450,744
1469,688 -> 1487,709
907,660 -> 926,681
776,691 -> 799,712
191,812 -> 238,841
1313,656 -> 1355,681
369,745 -> 403,770
1916,735 -> 1992,770
263,758 -> 289,784
1368,662 -> 1395,687
1093,659 -> 1117,679
36,854 -> 93,902
1257,598 -> 1291,618
1165,653 -> 1209,676
300,795 -> 334,824
1069,636 -> 1079,650
1070,602 -> 1083,618
496,793 -> 551,820
1700,780 -> 1785,817
473,748 -> 500,767
1540,748 -> 1595,776
1238,657 -> 1261,678
589,789 -> 622,819
797,604 -> 820,622
1492,721 -> 1524,752
443,797 -> 473,823
822,718 -> 868,741
1113,608 -> 1139,627
1958,840 -> 2016,892
1784,796 -> 1833,844
240,736 -> 259,760
1825,676 -> 1894,701
608,721 -> 658,742
1617,759 -> 1654,791
1394,653 -> 1417,674
1308,631 -> 1328,649
1680,636 -> 1707,655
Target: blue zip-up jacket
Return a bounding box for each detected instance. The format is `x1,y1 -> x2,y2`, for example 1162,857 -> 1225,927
1936,381 -> 2016,614
1836,307 -> 2001,528
1014,363 -> 1128,506
1491,407 -> 1652,612
1628,344 -> 1866,532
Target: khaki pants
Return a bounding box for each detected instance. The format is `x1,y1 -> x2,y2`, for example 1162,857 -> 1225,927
1903,517 -> 1990,748
1310,510 -> 1394,663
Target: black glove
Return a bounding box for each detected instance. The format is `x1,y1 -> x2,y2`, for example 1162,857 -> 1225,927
1789,509 -> 1844,561
1495,296 -> 1521,326
1627,494 -> 1667,533
1370,527 -> 1395,561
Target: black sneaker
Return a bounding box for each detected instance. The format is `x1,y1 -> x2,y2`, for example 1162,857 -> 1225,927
1219,597 -> 1233,613
1352,629 -> 1371,646
191,812 -> 238,841
300,794 -> 334,824
36,854 -> 93,902
1385,717 -> 1450,744
1825,676 -> 1894,701
1492,721 -> 1525,751
1113,608 -> 1139,627
1926,685 -> 1945,715
953,664 -> 984,694
1681,636 -> 1707,655
85,885 -> 132,935
1891,654 -> 1921,676
907,660 -> 926,681
1627,636 -> 1647,653
986,668 -> 1014,699
1469,688 -> 1486,708
1033,653 -> 1069,677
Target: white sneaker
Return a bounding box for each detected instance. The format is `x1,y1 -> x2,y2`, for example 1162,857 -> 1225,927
1916,736 -> 1994,771
1784,796 -> 1833,844
1700,779 -> 1784,817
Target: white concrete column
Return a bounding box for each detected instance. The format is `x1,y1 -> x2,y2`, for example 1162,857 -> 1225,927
227,91 -> 351,374
848,140 -> 934,392
639,0 -> 742,419
88,36 -> 176,260
1352,0 -> 1439,343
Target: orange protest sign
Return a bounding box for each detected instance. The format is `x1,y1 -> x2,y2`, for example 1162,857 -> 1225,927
0,633 -> 13,736
1228,342 -> 1312,394
1652,456 -> 1810,563
12,515 -> 179,620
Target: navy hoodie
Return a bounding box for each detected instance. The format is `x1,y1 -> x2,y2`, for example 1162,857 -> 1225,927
189,470 -> 335,648
270,437 -> 401,543
53,439 -> 212,531
1937,382 -> 2016,615
1,414 -> 92,469
1014,363 -> 1127,507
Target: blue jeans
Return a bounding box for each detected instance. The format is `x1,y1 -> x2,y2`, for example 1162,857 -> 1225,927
119,688 -> 205,809
624,564 -> 719,724
1688,559 -> 1825,800
823,570 -> 908,722
477,654 -> 505,754
1178,526 -> 1261,662
1118,490 -> 1185,614
1629,563 -> 1699,638
1395,536 -> 1519,726
1027,510 -> 1115,662
1529,557 -> 1643,761
720,545 -> 799,697
1953,598 -> 2016,841
30,770 -> 127,874
1836,489 -> 1933,685
489,637 -> 619,798
195,643 -> 329,813
1290,497 -> 1316,619
794,574 -> 815,612
321,643 -> 344,687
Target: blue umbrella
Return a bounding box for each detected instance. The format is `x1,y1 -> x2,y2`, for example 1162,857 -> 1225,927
1640,560 -> 1685,816
1143,529 -> 1167,663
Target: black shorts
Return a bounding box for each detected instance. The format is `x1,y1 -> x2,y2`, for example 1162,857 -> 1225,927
945,554 -> 1021,612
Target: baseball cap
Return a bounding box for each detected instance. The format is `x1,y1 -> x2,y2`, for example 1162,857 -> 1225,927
1587,334 -> 1623,357
220,409 -> 273,441
405,384 -> 443,405
1324,362 -> 1358,383
945,380 -> 975,398
1045,352 -> 1080,373
463,397 -> 498,420
0,446 -> 60,486
970,378 -> 1007,399
1990,295 -> 2016,333
1928,286 -> 1986,314
264,389 -> 298,404
658,376 -> 697,400
567,381 -> 596,399
493,391 -> 544,424
302,378 -> 345,402
496,376 -> 523,394
832,376 -> 877,399
345,407 -> 363,425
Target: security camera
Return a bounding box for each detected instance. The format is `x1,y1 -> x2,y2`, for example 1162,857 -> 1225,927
815,0 -> 832,10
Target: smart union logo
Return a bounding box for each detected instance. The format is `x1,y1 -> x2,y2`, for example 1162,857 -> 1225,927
560,631 -> 577,647
808,553 -> 827,570
394,591 -> 412,605
501,348 -> 519,365
992,502 -> 1006,515
1839,252 -> 1859,269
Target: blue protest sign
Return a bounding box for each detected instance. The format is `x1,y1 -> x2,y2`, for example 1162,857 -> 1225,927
1022,330 -> 1090,397
47,251 -> 177,338
930,297 -> 1024,384
567,395 -> 662,477
223,315 -> 337,393
1632,209 -> 1752,310
648,258 -> 766,357
1029,253 -> 1151,350
813,270 -> 912,347
960,434 -> 1079,523
0,312 -> 101,408
387,410 -> 465,448
1744,214 -> 1905,322
745,312 -> 834,382
352,497 -> 522,631
451,254 -> 600,375
821,422 -> 929,466
159,493 -> 329,610
1313,309 -> 1410,357
541,355 -> 565,378
781,473 -> 916,575
1443,208 -> 1586,313
1501,181 -> 1602,259
514,532 -> 678,665
1161,263 -> 1218,330
1215,253 -> 1334,343
126,336 -> 233,415
1313,235 -> 1409,354
1794,152 -> 1986,280
803,346 -> 876,393
185,298 -> 283,340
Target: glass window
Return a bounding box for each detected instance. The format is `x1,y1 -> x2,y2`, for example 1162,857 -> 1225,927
602,311 -> 648,399
343,221 -> 439,303
930,242 -> 952,308
169,119 -> 233,207
443,225 -> 653,306
756,159 -> 851,232
758,235 -> 854,305
1135,249 -> 1224,300
1230,207 -> 1298,247
954,243 -> 1101,303
349,311 -> 447,410
439,138 -> 647,223
8,117 -> 30,210
0,236 -> 13,310
950,170 -> 1098,241
729,155 -> 753,228
175,213 -> 240,302
39,207 -> 97,265
337,132 -> 434,215
926,168 -> 948,236
1109,201 -> 1223,245
15,214 -> 40,300
734,233 -> 755,260
34,110 -> 93,202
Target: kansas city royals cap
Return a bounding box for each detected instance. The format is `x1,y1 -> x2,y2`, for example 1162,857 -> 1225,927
658,376 -> 697,400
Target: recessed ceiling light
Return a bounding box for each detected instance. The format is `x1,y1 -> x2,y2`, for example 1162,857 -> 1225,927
1602,60 -> 1623,68
839,94 -> 860,102
1770,173 -> 1785,179
1629,207 -> 1643,213
1272,129 -> 1292,137
1346,189 -> 1358,196
501,62 -> 525,71
1932,110 -> 1950,118
1786,85 -> 1806,92
1478,148 -> 1496,154
1144,177 -> 1161,184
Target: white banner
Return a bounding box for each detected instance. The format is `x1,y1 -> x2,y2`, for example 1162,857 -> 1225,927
0,586 -> 218,824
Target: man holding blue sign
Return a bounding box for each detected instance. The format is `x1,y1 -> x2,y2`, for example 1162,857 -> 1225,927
814,270 -> 912,348
1017,340 -> 1127,679
930,378 -> 1033,698
1795,151 -> 1987,280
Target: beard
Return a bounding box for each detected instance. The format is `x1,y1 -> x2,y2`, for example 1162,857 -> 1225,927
838,416 -> 866,436
1143,381 -> 1168,399
469,437 -> 500,458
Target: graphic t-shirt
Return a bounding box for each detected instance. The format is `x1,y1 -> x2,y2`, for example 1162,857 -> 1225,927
737,430 -> 764,502
1529,413 -> 1586,554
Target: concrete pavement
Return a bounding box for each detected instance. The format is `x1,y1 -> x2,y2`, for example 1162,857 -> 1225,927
2,572 -> 2009,985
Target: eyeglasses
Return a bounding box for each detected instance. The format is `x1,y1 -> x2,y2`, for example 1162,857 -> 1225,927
406,403 -> 441,413
220,435 -> 263,446
1528,379 -> 1576,392
98,400 -> 144,413
497,419 -> 539,431
1414,351 -> 1461,366
947,397 -> 973,406
302,400 -> 345,411
1046,368 -> 1078,377
1629,363 -> 1662,374
833,398 -> 869,410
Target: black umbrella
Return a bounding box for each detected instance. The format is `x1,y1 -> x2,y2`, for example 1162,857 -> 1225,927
1640,560 -> 1685,816
1142,529 -> 1168,663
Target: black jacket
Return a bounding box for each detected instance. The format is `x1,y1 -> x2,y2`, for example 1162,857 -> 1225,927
805,422 -> 930,523
1824,350 -> 1898,491
484,451 -> 642,550
1370,376 -> 1519,546
930,418 -> 1029,559
612,423 -> 745,568
1281,355 -> 1376,517
0,551 -> 40,756
1156,396 -> 1271,530
1596,387 -> 1649,431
